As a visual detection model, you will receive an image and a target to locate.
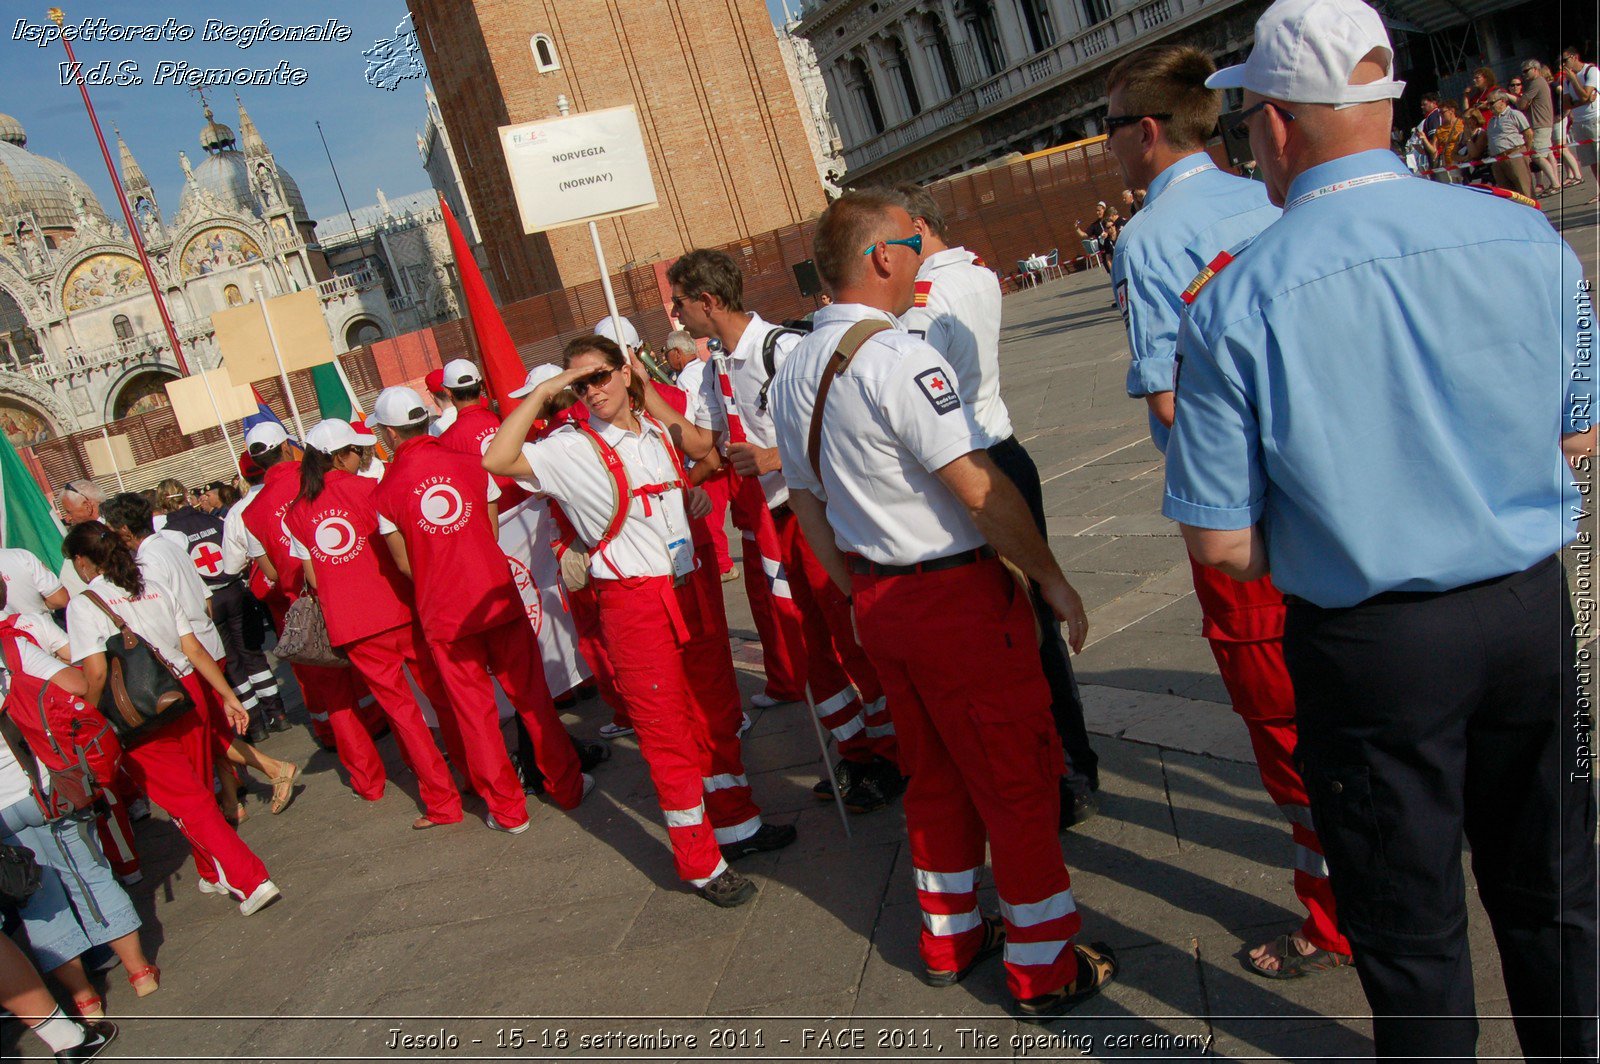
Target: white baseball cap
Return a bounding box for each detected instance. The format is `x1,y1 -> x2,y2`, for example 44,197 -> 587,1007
305,419 -> 376,454
368,386 -> 431,428
441,358 -> 481,388
1207,0 -> 1405,107
508,363 -> 563,399
244,422 -> 288,455
593,315 -> 640,349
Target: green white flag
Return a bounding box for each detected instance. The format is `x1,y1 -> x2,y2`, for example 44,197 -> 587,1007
0,432 -> 64,570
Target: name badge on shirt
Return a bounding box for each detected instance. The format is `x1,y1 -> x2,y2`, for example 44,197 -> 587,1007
668,536 -> 696,582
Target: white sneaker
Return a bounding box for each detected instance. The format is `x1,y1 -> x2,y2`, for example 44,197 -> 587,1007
238,879 -> 281,916
580,773 -> 596,800
597,722 -> 635,739
737,713 -> 752,737
485,814 -> 530,835
197,878 -> 229,897
750,693 -> 783,709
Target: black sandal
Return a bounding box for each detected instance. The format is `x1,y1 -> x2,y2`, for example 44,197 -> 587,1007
1015,941 -> 1118,1020
922,913 -> 1005,987
1246,933 -> 1352,980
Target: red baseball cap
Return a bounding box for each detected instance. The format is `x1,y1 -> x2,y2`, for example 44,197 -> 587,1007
424,368 -> 445,394
237,449 -> 264,480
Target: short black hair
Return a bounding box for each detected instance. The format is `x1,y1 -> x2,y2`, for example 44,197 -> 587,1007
253,443 -> 288,469
448,383 -> 483,403
1422,91 -> 1439,104
101,492 -> 156,538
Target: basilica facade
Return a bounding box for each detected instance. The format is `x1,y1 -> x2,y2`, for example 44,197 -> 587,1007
0,100 -> 420,449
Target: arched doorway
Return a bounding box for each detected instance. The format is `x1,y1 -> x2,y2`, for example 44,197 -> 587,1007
111,369 -> 179,420
344,318 -> 384,348
0,398 -> 55,448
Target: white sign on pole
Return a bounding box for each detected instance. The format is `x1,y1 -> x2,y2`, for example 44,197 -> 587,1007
499,105 -> 659,234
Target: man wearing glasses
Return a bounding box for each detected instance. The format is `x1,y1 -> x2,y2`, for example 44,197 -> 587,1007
1165,0 -> 1595,1056
1101,44 -> 1351,983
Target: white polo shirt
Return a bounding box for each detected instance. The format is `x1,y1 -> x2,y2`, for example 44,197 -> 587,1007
66,575 -> 194,676
517,416 -> 689,580
222,484 -> 264,575
2,609 -> 69,659
137,536 -> 225,660
676,357 -> 724,435
0,547 -> 64,615
768,303 -> 995,567
900,247 -> 1015,443
724,313 -> 805,510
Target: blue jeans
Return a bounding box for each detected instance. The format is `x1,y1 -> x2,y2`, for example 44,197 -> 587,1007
0,798 -> 141,971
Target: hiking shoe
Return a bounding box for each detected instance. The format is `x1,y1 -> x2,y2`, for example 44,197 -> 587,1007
697,868 -> 757,908
1060,791 -> 1099,830
812,758 -> 865,800
574,739 -> 611,772
720,822 -> 797,862
266,714 -> 292,734
246,722 -> 269,744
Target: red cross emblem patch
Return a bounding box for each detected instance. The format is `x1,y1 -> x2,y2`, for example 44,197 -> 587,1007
191,542 -> 225,578
914,368 -> 961,414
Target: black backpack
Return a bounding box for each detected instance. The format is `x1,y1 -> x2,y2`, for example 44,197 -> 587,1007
755,324 -> 812,414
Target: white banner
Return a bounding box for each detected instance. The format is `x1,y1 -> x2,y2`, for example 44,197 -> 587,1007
499,106 -> 659,234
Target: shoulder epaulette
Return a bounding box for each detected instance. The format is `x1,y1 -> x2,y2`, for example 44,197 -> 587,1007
1181,250 -> 1235,305
1463,183 -> 1541,210
912,279 -> 934,308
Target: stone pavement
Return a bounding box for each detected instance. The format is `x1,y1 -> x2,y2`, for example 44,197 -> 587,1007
9,198 -> 1594,1063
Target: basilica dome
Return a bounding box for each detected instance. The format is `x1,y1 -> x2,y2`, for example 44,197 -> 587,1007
0,115 -> 110,232
179,150 -> 308,220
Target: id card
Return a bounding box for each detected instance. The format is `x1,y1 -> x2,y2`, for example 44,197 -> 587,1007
668,537 -> 696,582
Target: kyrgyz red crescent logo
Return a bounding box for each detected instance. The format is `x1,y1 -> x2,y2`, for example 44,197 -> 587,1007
420,484 -> 466,528
314,517 -> 359,559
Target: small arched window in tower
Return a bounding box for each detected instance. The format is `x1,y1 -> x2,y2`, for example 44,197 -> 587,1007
224,284 -> 243,307
112,314 -> 134,341
531,34 -> 560,73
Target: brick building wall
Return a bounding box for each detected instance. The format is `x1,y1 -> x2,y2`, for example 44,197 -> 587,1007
407,0 -> 829,303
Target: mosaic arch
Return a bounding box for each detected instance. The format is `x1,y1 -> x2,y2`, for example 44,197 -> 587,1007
179,227 -> 263,279
0,398 -> 54,449
111,369 -> 178,420
61,253 -> 143,312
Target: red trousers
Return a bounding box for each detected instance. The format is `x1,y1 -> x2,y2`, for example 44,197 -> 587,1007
700,468 -> 735,574
855,559 -> 1079,1000
428,618 -> 581,827
1189,557 -> 1348,956
594,575 -> 732,885
340,624 -> 463,823
688,542 -> 764,844
119,675 -> 270,898
726,473 -> 806,701
771,508 -> 894,766
570,583 -> 627,728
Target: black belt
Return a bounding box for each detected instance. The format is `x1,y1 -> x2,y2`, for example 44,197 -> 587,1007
1283,554 -> 1559,609
848,546 -> 996,577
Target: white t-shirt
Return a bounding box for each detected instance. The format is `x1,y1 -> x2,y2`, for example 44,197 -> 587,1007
222,484 -> 265,575
1568,64 -> 1600,125
768,303 -> 994,566
429,404 -> 458,437
724,313 -> 805,509
66,575 -> 194,677
518,416 -> 689,579
900,247 -> 1015,443
0,635 -> 66,811
137,536 -> 225,660
0,547 -> 64,616
2,609 -> 69,659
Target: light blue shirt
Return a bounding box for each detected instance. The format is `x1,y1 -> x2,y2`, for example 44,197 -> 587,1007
1113,153 -> 1279,453
1163,150 -> 1590,608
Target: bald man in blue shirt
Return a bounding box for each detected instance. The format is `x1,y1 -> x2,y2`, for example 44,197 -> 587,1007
1164,0 -> 1597,1058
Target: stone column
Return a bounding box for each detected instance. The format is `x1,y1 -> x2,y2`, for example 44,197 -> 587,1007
1044,0 -> 1081,38
993,0 -> 1033,63
863,38 -> 907,127
901,17 -> 947,104
824,64 -> 864,147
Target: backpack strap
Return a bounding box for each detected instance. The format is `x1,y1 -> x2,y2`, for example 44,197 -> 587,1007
572,421 -> 632,558
756,327 -> 807,414
807,320 -> 892,482
0,628 -> 50,815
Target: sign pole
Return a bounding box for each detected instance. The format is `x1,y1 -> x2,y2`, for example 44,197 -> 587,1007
97,427 -> 125,491
588,221 -> 624,336
253,281 -> 307,440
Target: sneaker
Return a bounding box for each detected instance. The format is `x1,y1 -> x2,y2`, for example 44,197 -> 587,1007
720,567 -> 740,583
737,713 -> 752,738
720,822 -> 797,862
197,878 -> 229,897
580,773 -> 596,800
812,758 -> 864,800
238,879 -> 281,916
697,868 -> 758,908
55,1020 -> 117,1062
485,813 -> 531,835
750,692 -> 794,709
597,722 -> 635,740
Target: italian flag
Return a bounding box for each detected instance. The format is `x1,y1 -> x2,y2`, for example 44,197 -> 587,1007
0,431 -> 64,570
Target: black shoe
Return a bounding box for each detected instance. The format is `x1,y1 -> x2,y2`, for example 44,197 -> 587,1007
697,868 -> 757,908
812,758 -> 864,800
720,822 -> 797,862
246,722 -> 269,744
1060,791 -> 1098,830
57,1020 -> 117,1061
574,739 -> 611,773
267,714 -> 292,734
868,756 -> 907,800
923,913 -> 1005,987
1015,942 -> 1118,1021
842,773 -> 892,814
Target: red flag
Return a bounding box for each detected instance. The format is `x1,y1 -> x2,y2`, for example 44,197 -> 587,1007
438,195 -> 524,411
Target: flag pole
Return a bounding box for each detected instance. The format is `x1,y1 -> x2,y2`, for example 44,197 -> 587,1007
46,7 -> 239,459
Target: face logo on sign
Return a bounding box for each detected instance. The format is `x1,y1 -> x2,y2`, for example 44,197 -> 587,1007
419,484 -> 467,530
314,517 -> 360,560
914,367 -> 961,415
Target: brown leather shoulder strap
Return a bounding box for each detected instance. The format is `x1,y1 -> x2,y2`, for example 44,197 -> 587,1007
807,319 -> 891,481
81,590 -> 129,634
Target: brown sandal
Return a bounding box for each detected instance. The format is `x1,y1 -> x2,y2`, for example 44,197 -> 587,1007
1247,933 -> 1352,980
922,913 -> 1005,987
1015,941 -> 1118,1020
268,764 -> 299,815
